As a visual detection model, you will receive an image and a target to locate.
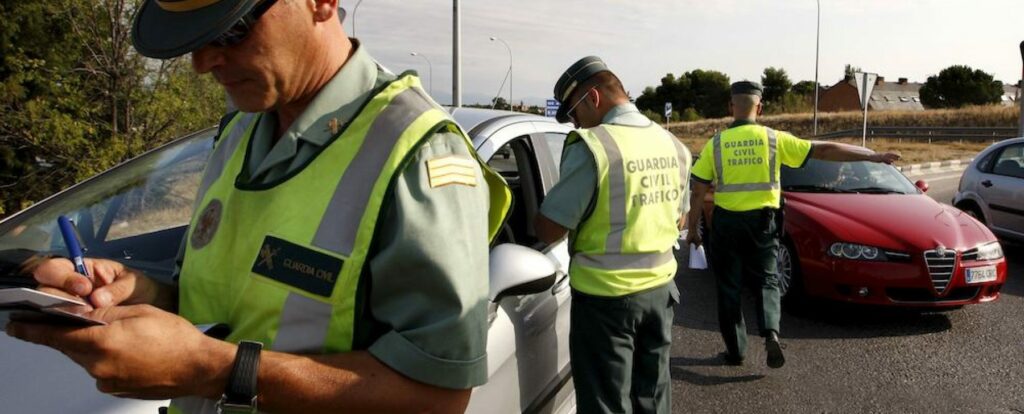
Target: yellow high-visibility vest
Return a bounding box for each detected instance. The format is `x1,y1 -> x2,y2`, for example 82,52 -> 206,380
568,123 -> 690,297
170,74 -> 510,414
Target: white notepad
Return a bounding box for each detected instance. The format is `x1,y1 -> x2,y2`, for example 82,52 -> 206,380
0,288 -> 105,328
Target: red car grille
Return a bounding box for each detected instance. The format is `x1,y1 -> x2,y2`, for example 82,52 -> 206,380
923,249 -> 957,293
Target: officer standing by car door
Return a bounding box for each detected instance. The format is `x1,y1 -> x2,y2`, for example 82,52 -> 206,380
685,81 -> 900,368
6,1 -> 511,413
534,56 -> 691,414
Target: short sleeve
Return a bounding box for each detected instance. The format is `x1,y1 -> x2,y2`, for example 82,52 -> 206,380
677,143 -> 692,217
690,141 -> 715,184
366,131 -> 492,389
777,131 -> 813,168
539,140 -> 598,229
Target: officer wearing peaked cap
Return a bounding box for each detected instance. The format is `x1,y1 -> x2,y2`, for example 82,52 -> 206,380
7,1 -> 511,413
536,56 -> 692,414
686,81 -> 900,369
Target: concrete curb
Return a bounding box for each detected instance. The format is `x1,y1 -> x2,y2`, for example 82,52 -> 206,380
898,158 -> 973,176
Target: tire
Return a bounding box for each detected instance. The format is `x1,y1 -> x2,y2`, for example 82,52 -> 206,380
778,240 -> 803,304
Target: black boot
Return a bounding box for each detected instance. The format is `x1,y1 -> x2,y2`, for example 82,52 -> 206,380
765,331 -> 785,368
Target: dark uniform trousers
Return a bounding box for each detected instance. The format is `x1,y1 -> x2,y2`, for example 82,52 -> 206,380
709,206 -> 782,358
569,282 -> 678,414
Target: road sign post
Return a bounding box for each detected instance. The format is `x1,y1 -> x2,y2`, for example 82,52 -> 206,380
664,102 -> 673,125
854,72 -> 878,147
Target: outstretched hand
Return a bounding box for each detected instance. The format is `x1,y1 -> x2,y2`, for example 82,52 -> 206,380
872,152 -> 901,164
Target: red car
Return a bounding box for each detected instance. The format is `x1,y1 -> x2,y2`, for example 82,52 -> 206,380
701,159 -> 1007,308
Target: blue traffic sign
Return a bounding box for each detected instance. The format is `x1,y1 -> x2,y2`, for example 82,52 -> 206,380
545,98 -> 560,118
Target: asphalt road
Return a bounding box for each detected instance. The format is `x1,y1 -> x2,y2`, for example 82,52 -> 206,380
669,169 -> 1024,413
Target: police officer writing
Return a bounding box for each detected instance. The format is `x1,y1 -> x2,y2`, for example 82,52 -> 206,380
6,1 -> 510,413
534,56 -> 691,414
685,81 -> 900,368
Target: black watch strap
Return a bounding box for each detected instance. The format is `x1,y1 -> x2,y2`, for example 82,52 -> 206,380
219,340 -> 263,414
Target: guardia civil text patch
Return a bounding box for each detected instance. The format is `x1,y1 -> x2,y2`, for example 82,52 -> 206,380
251,236 -> 343,297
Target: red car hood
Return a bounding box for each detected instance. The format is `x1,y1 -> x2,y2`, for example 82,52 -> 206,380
785,192 -> 996,252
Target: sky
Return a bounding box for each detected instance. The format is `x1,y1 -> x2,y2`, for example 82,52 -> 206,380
351,0 -> 1024,107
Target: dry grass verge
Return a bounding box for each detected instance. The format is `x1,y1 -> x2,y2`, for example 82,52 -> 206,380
672,104 -> 1016,165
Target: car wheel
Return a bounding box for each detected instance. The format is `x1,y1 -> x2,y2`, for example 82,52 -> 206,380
777,240 -> 803,302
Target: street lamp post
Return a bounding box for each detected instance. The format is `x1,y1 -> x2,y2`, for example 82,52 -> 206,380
1018,40 -> 1024,137
490,36 -> 513,111
453,0 -> 462,107
350,0 -> 364,37
410,52 -> 433,97
813,0 -> 821,136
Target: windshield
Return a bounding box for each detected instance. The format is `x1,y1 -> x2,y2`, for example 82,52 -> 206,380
781,159 -> 918,194
0,129 -> 216,278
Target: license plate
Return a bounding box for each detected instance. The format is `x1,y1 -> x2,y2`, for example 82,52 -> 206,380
966,266 -> 997,284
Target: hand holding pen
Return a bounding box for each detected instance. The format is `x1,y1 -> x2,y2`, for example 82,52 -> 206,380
27,216 -> 169,309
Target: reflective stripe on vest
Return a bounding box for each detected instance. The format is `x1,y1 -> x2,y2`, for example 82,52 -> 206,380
590,126 -> 628,252
712,126 -> 779,193
574,250 -> 677,270
567,123 -> 686,297
170,74 -> 510,414
194,113 -> 257,207
312,87 -> 434,256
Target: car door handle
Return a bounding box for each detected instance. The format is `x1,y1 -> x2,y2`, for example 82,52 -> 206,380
981,180 -> 993,188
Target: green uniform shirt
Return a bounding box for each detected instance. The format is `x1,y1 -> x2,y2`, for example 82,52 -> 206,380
186,41 -> 491,388
540,104 -> 690,229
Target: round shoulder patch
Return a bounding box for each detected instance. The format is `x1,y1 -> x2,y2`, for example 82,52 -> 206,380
191,199 -> 223,249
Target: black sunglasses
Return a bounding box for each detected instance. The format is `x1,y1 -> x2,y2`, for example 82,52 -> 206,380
208,0 -> 279,48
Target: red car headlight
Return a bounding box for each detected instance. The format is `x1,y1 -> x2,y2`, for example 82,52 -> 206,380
829,242 -> 886,261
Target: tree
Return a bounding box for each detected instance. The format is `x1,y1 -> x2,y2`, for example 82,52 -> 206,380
761,67 -> 792,104
635,69 -> 729,119
686,69 -> 731,118
490,96 -> 509,110
791,80 -> 817,96
919,65 -> 1003,108
0,0 -> 224,217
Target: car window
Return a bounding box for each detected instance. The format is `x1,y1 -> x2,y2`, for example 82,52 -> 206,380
542,132 -> 568,172
991,144 -> 1024,179
976,150 -> 998,173
782,159 -> 918,194
0,131 -> 214,262
487,136 -> 543,248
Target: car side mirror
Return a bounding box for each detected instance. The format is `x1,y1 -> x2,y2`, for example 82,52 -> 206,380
915,179 -> 929,193
489,243 -> 557,301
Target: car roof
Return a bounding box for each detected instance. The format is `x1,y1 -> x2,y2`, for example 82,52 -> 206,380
447,106 -> 568,145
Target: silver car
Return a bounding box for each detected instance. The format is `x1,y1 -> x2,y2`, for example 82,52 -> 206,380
0,108 -> 577,414
953,137 -> 1024,242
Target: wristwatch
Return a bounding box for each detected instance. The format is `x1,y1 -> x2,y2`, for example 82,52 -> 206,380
217,340 -> 263,414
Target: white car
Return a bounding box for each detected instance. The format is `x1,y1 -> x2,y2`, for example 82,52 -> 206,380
0,108 -> 577,414
953,137 -> 1024,243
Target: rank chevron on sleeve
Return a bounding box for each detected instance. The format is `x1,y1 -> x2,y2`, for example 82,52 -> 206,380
426,155 -> 479,188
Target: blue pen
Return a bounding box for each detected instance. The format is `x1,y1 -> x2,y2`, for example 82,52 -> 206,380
58,215 -> 92,282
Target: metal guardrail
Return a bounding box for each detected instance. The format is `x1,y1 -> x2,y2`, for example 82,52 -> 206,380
813,126 -> 1019,141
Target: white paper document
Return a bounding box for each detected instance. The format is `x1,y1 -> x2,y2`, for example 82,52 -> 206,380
0,288 -> 104,328
688,244 -> 708,270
